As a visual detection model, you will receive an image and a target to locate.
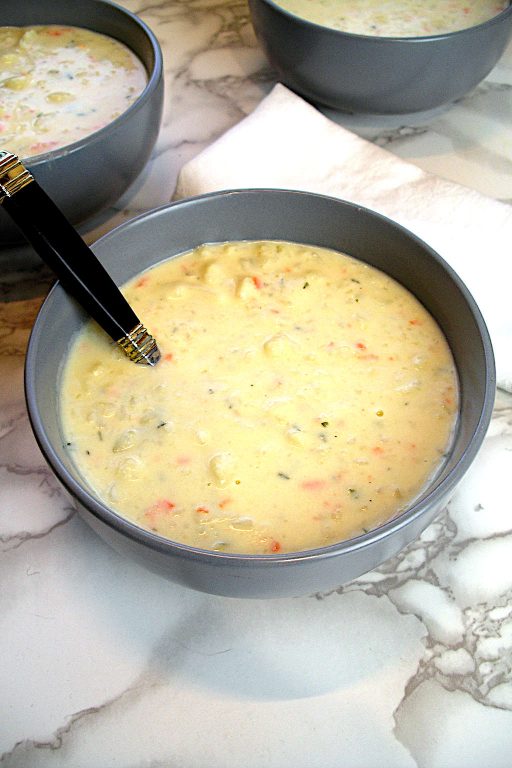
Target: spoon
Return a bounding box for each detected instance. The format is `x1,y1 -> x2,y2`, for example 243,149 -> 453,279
0,150 -> 160,366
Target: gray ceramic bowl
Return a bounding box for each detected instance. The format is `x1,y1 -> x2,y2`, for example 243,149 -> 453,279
0,0 -> 164,245
25,189 -> 495,598
248,0 -> 512,114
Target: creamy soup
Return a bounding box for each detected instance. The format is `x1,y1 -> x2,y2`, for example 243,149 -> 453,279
274,0 -> 509,36
60,241 -> 459,555
0,25 -> 147,159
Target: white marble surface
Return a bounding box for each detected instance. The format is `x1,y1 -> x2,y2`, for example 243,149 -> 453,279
1,2 -> 512,766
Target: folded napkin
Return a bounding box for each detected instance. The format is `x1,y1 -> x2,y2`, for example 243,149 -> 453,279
175,84 -> 511,393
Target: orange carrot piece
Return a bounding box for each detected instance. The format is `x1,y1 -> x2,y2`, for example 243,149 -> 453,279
144,499 -> 175,524
301,479 -> 326,491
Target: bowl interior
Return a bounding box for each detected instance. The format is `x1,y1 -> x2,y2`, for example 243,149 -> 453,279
25,189 -> 496,557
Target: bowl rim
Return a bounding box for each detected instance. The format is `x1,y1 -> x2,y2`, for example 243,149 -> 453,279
24,188 -> 497,567
252,0 -> 512,42
14,0 -> 164,166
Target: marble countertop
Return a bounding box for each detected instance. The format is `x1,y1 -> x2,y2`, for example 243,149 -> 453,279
1,2 -> 512,766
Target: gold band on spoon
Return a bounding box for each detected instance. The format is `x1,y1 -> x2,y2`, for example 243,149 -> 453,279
0,150 -> 34,201
117,322 -> 161,366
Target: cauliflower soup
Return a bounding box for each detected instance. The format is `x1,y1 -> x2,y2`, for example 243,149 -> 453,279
60,241 -> 459,555
274,0 -> 509,37
0,25 -> 147,159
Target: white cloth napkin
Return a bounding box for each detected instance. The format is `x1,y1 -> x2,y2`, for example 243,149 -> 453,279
175,84 -> 511,392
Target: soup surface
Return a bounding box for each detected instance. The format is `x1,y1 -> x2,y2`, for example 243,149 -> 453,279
0,25 -> 147,159
60,241 -> 458,555
274,0 -> 508,36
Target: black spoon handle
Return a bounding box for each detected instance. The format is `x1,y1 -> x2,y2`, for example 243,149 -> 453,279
0,151 -> 160,366
4,178 -> 139,341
